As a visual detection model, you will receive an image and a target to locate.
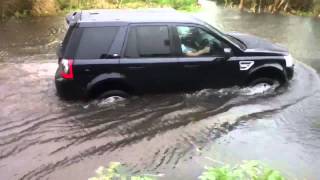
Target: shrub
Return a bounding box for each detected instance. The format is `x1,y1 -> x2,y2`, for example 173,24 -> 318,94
199,160 -> 286,180
31,0 -> 60,16
314,0 -> 320,16
89,161 -> 287,180
88,162 -> 156,180
156,0 -> 198,10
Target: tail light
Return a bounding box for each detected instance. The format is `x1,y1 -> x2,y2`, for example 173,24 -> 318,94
60,59 -> 74,79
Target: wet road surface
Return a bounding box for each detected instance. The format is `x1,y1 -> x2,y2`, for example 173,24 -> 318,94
1,1 -> 320,179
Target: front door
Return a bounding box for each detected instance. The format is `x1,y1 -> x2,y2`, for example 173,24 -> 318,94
174,25 -> 230,90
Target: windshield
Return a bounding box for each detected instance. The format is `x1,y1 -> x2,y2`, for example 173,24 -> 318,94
202,22 -> 247,50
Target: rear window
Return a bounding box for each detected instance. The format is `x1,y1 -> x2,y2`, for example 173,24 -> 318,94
125,26 -> 171,58
75,27 -> 119,59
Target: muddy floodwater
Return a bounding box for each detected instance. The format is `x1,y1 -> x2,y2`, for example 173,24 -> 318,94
1,1 -> 320,180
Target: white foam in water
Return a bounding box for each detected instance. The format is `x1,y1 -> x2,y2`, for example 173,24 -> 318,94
185,87 -> 241,99
186,89 -> 212,98
185,83 -> 278,100
97,96 -> 126,107
240,82 -> 279,96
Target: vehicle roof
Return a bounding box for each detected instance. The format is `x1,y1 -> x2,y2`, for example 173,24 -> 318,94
66,8 -> 202,25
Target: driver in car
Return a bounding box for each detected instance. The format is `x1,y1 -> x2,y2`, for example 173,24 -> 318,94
181,28 -> 211,57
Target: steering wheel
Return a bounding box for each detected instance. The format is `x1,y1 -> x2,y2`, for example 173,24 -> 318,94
199,39 -> 210,49
201,39 -> 225,54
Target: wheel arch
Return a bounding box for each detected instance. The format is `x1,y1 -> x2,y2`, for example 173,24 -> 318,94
86,73 -> 133,98
246,63 -> 287,85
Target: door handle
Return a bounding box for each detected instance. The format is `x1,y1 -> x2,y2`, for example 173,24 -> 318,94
184,64 -> 200,68
128,66 -> 145,70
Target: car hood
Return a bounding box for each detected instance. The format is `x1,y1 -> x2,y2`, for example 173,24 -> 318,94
227,32 -> 288,53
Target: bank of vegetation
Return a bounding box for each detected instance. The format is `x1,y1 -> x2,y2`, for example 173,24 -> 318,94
89,161 -> 287,180
215,0 -> 320,17
0,0 -> 198,19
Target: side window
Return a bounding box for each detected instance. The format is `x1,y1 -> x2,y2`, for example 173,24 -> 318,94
61,25 -> 75,55
176,26 -> 226,57
75,27 -> 119,59
125,25 -> 171,58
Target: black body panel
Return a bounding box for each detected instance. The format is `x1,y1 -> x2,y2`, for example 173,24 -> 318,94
227,32 -> 288,54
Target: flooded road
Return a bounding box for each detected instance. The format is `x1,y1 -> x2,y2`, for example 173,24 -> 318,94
1,1 -> 320,179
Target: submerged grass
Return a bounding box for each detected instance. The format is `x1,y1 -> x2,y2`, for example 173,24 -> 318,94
89,161 -> 287,180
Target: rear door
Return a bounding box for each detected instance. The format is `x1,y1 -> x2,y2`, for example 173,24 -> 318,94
69,25 -> 124,90
120,24 -> 180,93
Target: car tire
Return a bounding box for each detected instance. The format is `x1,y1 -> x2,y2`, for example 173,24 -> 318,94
97,90 -> 129,101
249,77 -> 280,88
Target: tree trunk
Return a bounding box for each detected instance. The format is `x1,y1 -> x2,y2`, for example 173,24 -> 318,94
277,0 -> 286,10
0,2 -> 3,18
254,0 -> 264,13
116,0 -> 122,8
283,1 -> 290,13
272,0 -> 279,13
239,0 -> 245,11
260,0 -> 267,13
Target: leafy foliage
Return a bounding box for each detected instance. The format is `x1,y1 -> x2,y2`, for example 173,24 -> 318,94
199,161 -> 286,180
0,0 -> 198,18
89,161 -> 286,180
216,0 -> 320,16
88,162 -> 156,180
154,0 -> 199,11
55,0 -> 198,11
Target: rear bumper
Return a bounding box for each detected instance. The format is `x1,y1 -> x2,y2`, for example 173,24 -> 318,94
55,71 -> 86,99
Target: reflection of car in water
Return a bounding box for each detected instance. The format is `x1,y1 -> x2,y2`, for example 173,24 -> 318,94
55,9 -> 294,100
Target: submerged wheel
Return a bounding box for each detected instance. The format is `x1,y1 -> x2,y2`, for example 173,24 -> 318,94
98,90 -> 129,102
249,77 -> 281,89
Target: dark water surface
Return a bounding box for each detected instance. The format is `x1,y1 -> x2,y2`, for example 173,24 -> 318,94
1,1 -> 320,179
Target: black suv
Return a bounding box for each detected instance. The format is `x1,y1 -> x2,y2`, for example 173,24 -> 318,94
55,9 -> 294,99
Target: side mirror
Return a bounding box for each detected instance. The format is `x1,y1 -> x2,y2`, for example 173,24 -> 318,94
224,48 -> 232,59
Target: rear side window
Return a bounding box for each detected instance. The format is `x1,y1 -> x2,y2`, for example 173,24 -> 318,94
75,27 -> 119,59
125,26 -> 171,58
61,25 -> 75,54
59,25 -> 76,59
